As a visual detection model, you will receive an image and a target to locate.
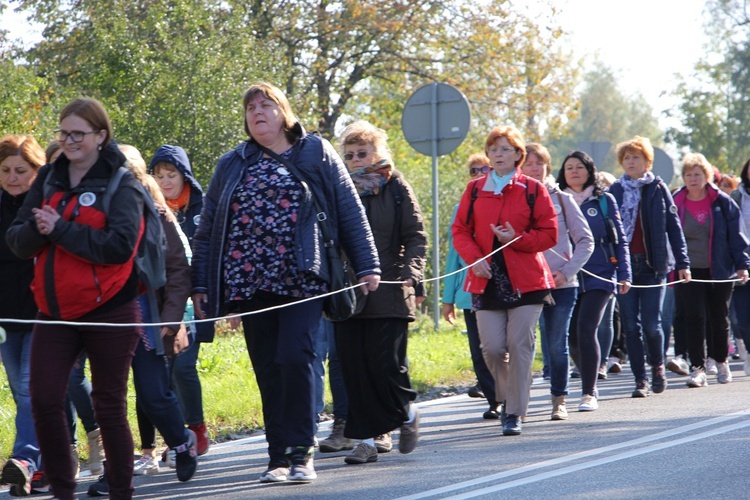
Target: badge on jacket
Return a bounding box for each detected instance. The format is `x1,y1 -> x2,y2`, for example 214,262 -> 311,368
79,192 -> 96,207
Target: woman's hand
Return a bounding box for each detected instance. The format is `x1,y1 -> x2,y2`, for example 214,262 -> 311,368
490,221 -> 516,244
441,303 -> 456,325
618,280 -> 631,295
33,205 -> 60,235
358,274 -> 380,295
738,269 -> 749,284
173,324 -> 189,353
192,293 -> 208,319
472,259 -> 491,279
552,271 -> 567,287
678,268 -> 691,283
225,313 -> 242,331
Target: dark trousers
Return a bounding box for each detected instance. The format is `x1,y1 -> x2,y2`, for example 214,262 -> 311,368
570,290 -> 611,396
674,268 -> 733,368
30,300 -> 140,500
671,285 -> 687,357
336,317 -> 417,439
464,309 -> 497,408
66,354 -> 98,444
239,293 -> 322,467
132,338 -> 189,449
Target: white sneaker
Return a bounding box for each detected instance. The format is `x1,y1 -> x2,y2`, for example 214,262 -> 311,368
607,356 -> 622,373
578,394 -> 598,411
716,361 -> 733,384
133,455 -> 159,476
706,358 -> 718,375
161,448 -> 176,469
666,355 -> 690,376
686,367 -> 708,387
744,358 -> 750,376
737,338 -> 748,361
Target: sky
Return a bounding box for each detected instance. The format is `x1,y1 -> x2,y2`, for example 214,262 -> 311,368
2,0 -> 710,124
551,0 -> 710,123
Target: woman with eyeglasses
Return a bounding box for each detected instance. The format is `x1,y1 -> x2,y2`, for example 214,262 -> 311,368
442,153 -> 499,420
452,126 -> 558,436
521,143 -> 594,420
6,98 -> 151,499
190,83 -> 380,483
332,120 -> 427,465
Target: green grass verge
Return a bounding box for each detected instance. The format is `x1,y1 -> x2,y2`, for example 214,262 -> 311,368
0,312 -> 543,458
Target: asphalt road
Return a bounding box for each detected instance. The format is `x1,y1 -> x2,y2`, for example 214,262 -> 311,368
5,359 -> 750,499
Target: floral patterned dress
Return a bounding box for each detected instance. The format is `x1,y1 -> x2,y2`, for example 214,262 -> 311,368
223,150 -> 327,301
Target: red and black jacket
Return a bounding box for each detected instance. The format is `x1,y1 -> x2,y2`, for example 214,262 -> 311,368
6,144 -> 144,320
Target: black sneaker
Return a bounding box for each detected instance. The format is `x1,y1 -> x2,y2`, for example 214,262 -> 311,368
287,446 -> 316,482
173,429 -> 198,482
2,458 -> 33,497
87,472 -> 109,497
502,414 -> 522,436
632,379 -> 650,398
467,385 -> 485,398
652,364 -> 667,394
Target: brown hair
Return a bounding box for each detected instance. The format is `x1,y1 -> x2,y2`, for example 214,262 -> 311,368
524,143 -> 551,177
45,141 -> 62,163
0,135 -> 45,170
484,125 -> 526,168
59,98 -> 113,148
151,161 -> 179,176
242,82 -> 300,144
616,136 -> 654,169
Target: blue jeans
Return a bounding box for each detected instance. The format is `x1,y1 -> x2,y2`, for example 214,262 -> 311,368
170,339 -> 204,426
132,338 -> 190,448
0,330 -> 40,468
66,354 -> 98,443
539,287 -> 577,396
662,286 -> 675,355
617,255 -> 666,383
312,317 -> 329,419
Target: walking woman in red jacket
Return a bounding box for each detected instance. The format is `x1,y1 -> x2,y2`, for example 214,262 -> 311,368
452,125 -> 557,436
6,98 -> 147,500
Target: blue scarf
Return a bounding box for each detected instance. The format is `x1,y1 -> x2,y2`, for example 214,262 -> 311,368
619,171 -> 655,242
489,169 -> 515,195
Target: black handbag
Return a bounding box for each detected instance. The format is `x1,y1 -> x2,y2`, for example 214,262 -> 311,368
257,145 -> 360,321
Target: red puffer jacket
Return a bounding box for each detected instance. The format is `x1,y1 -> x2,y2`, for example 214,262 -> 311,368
6,145 -> 145,320
451,170 -> 557,295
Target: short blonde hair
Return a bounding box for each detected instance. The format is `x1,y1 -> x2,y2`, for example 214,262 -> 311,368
337,120 -> 392,165
597,171 -> 617,188
681,153 -> 714,183
616,136 -> 654,169
485,126 -> 526,168
466,152 -> 490,170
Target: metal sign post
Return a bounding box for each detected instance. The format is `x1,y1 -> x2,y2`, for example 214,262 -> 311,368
402,82 -> 471,329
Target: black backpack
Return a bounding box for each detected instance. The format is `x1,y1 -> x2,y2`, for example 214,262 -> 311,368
43,166 -> 167,290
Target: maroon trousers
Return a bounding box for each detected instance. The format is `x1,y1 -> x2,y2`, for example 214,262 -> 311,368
30,300 -> 140,500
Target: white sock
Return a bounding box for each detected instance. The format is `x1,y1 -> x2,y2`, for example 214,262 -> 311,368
404,404 -> 416,423
362,438 -> 375,446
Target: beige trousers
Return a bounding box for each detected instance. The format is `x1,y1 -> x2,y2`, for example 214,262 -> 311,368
476,304 -> 542,417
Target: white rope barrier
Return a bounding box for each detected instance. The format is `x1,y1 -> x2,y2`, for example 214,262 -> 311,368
1,234 -> 745,329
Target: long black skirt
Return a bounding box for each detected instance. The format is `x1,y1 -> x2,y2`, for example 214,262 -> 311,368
335,317 -> 417,439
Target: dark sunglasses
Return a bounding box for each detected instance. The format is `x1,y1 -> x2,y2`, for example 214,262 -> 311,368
344,151 -> 369,161
470,166 -> 490,176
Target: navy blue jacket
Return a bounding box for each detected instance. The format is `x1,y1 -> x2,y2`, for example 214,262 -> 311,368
190,125 -> 381,319
578,193 -> 632,294
673,184 -> 750,279
609,176 -> 689,274
148,145 -> 204,243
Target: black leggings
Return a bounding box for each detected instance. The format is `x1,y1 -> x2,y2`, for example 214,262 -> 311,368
570,290 -> 611,396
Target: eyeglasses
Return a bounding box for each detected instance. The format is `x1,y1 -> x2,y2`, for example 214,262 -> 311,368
470,166 -> 490,176
343,151 -> 370,161
54,129 -> 99,143
488,146 -> 517,155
